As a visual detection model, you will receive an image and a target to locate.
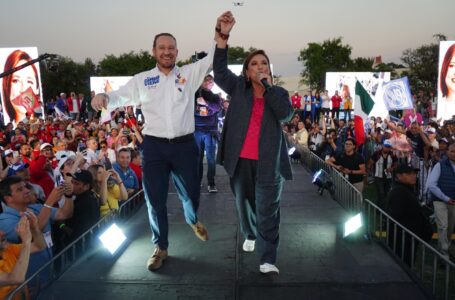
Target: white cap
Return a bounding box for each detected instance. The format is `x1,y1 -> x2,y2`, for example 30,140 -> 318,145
426,127 -> 436,134
40,143 -> 53,151
4,149 -> 13,156
56,151 -> 76,170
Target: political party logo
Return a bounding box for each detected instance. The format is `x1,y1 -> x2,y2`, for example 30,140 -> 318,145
144,75 -> 159,88
382,77 -> 413,111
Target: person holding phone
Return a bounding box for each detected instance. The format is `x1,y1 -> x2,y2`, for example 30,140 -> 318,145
85,137 -> 99,165
98,140 -> 116,164
88,165 -> 128,217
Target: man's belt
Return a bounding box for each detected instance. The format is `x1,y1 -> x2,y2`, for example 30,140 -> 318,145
146,133 -> 194,144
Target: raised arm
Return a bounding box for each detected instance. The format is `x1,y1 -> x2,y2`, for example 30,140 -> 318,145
213,11 -> 237,95
55,176 -> 75,221
0,218 -> 32,285
37,187 -> 63,230
24,211 -> 47,253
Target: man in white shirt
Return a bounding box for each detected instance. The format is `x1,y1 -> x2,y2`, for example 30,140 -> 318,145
98,140 -> 116,164
91,12 -> 234,271
85,137 -> 99,165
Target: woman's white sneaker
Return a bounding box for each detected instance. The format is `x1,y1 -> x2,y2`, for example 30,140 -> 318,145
259,263 -> 279,274
242,239 -> 255,252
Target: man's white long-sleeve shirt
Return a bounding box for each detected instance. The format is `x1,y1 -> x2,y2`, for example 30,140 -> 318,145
107,42 -> 215,139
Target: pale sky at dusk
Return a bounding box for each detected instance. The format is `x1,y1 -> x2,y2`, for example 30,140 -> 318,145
1,0 -> 453,76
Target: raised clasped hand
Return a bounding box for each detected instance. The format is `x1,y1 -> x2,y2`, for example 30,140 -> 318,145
217,11 -> 236,34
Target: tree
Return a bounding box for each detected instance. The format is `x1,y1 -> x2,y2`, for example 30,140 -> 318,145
433,33 -> 447,42
40,57 -> 96,102
97,50 -> 156,76
273,75 -> 285,87
227,46 -> 257,64
401,43 -> 439,94
399,34 -> 449,94
298,37 -> 352,90
349,57 -> 374,71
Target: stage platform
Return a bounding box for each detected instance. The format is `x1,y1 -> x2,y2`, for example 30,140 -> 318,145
40,164 -> 429,300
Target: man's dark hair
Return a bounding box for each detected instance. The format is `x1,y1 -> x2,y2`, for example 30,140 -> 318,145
20,143 -> 29,151
131,150 -> 141,160
153,33 -> 177,48
328,128 -> 337,135
118,147 -> 131,155
29,139 -> 39,149
0,176 -> 23,203
345,137 -> 357,146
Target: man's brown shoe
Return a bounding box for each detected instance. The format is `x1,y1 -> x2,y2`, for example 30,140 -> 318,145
191,221 -> 209,241
147,247 -> 168,271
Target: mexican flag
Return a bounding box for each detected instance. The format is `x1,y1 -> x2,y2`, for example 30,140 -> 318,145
354,81 -> 375,147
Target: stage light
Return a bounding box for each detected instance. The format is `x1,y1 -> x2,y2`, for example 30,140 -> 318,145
312,169 -> 333,195
288,146 -> 301,160
288,147 -> 296,155
343,213 -> 363,238
99,223 -> 127,255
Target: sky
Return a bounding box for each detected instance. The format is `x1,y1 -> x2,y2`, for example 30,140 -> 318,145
0,0 -> 453,77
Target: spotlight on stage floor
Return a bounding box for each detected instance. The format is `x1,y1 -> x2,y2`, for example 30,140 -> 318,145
99,223 -> 127,255
343,213 -> 363,238
288,146 -> 301,160
312,169 -> 333,195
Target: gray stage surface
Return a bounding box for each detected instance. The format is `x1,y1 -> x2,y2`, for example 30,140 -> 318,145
40,164 -> 429,300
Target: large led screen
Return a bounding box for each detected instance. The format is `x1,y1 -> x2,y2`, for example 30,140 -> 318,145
326,72 -> 391,118
0,47 -> 43,125
437,41 -> 455,121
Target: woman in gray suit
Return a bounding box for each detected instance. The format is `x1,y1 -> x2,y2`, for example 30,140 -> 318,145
214,14 -> 293,275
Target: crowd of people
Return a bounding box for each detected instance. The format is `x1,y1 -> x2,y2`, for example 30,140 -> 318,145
0,98 -> 147,298
285,91 -> 455,262
1,10 -> 454,299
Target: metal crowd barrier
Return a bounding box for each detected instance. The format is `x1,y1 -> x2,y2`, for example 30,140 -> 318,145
7,190 -> 144,300
299,147 -> 363,212
363,199 -> 455,300
299,148 -> 454,300
415,158 -> 431,204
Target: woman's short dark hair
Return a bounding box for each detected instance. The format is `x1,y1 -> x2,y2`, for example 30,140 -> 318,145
242,50 -> 272,86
